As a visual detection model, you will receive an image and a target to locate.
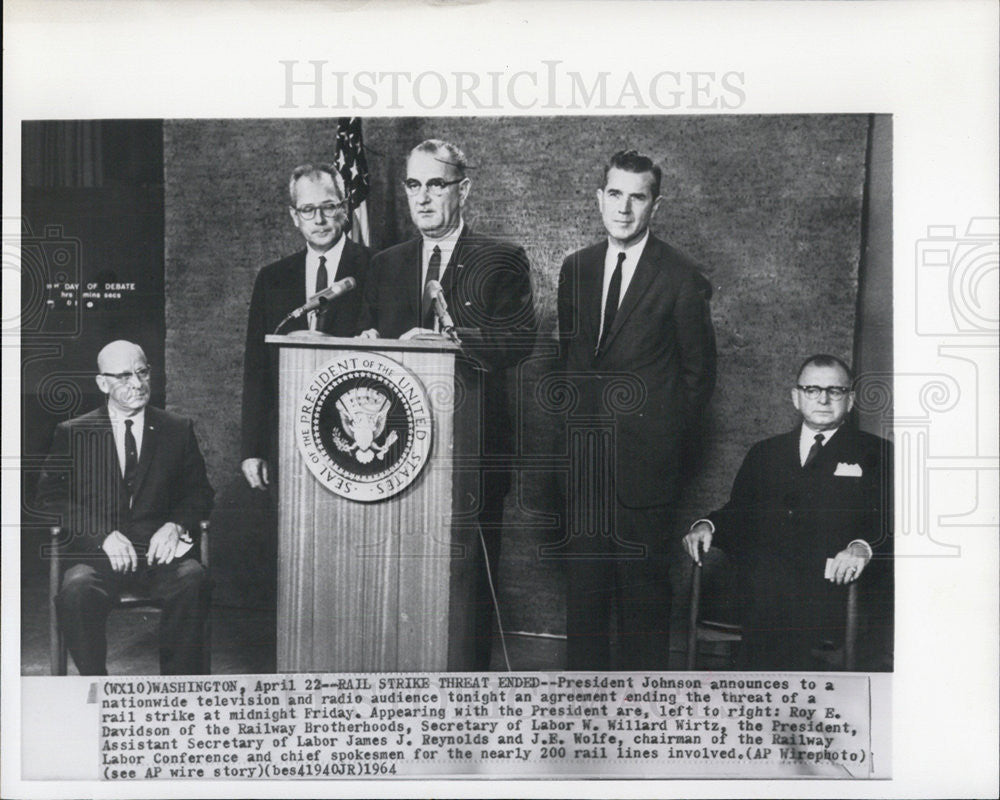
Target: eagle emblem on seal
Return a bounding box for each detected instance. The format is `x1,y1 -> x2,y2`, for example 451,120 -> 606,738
332,387 -> 399,464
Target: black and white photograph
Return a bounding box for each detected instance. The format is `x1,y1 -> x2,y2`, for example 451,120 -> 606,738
18,114 -> 894,679
3,0 -> 997,797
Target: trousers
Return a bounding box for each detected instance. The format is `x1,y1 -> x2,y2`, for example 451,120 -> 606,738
566,503 -> 674,670
55,552 -> 211,675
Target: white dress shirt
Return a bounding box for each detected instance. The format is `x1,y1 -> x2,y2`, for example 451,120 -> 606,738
597,230 -> 649,342
304,236 -> 347,331
798,423 -> 841,466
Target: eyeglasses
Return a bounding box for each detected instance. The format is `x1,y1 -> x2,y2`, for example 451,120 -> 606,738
99,367 -> 152,382
292,200 -> 347,220
797,385 -> 851,400
402,178 -> 463,197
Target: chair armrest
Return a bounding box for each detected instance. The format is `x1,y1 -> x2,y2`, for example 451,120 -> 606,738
199,520 -> 210,567
686,561 -> 702,670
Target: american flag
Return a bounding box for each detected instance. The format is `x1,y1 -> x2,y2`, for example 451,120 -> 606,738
334,117 -> 370,246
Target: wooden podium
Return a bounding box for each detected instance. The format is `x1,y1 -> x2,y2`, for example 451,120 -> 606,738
266,334 -> 481,672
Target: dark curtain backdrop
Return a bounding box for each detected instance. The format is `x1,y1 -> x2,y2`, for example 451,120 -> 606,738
163,116 -> 888,635
21,120 -> 166,511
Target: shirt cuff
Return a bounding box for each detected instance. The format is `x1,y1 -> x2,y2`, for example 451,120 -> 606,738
691,518 -> 715,534
847,539 -> 873,560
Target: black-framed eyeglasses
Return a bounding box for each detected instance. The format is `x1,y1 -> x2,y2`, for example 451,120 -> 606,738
292,200 -> 348,220
99,366 -> 152,382
796,385 -> 851,400
402,178 -> 463,197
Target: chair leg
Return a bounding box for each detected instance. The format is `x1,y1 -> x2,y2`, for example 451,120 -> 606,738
686,562 -> 702,671
199,521 -> 211,674
844,581 -> 859,670
49,526 -> 68,676
202,614 -> 212,674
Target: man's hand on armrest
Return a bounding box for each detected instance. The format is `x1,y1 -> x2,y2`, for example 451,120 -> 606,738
148,522 -> 190,566
102,531 -> 138,574
827,540 -> 872,584
683,519 -> 715,566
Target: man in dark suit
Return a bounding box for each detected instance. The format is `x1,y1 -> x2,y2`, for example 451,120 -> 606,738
241,162 -> 370,490
683,354 -> 893,670
37,340 -> 215,675
558,149 -> 716,670
357,139 -> 537,669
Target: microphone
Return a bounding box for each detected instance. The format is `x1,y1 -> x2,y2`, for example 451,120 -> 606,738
289,276 -> 357,319
425,280 -> 455,332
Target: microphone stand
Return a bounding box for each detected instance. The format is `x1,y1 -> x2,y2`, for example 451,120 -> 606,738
273,296 -> 333,335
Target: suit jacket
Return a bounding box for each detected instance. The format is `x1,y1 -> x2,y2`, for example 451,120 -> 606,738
357,228 -> 537,466
557,234 -> 716,507
241,240 -> 370,462
709,424 -> 893,629
36,406 -> 215,556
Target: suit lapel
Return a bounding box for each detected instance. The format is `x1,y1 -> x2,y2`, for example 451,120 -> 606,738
93,406 -> 124,495
601,236 -> 658,351
785,426 -> 806,471
814,424 -> 854,470
404,237 -> 423,323
582,242 -> 607,349
131,408 -> 158,501
319,239 -> 356,333
441,227 -> 470,299
332,238 -> 354,283
281,251 -> 308,333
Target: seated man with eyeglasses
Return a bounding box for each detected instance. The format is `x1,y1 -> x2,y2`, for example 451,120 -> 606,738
37,340 -> 215,674
683,354 -> 892,670
241,162 -> 370,492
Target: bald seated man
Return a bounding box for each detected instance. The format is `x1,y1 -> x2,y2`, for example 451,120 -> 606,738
37,340 -> 215,675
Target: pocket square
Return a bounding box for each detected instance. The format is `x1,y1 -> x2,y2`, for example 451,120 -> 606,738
834,462 -> 863,477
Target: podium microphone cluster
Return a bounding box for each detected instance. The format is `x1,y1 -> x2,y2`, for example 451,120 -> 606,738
425,280 -> 457,338
275,276 -> 357,333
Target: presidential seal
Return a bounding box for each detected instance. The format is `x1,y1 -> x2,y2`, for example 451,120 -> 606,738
296,352 -> 433,501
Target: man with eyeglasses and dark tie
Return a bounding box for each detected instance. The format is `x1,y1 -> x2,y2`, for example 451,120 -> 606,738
241,163 -> 370,491
557,149 -> 716,670
37,340 -> 214,674
357,139 -> 537,669
683,354 -> 893,670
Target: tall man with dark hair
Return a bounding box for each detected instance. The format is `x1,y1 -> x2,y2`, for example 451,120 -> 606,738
358,139 -> 537,669
241,162 -> 370,490
558,149 -> 716,670
38,340 -> 214,675
683,354 -> 893,670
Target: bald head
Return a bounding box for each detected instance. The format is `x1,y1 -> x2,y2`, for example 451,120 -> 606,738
96,340 -> 151,415
97,340 -> 146,373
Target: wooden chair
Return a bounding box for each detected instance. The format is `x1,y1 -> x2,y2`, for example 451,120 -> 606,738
49,521 -> 211,675
685,560 -> 859,670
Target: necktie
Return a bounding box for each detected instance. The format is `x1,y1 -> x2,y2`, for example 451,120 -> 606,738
597,251 -> 626,354
315,255 -> 328,293
803,433 -> 824,467
422,245 -> 442,329
314,255 -> 328,330
123,419 -> 138,496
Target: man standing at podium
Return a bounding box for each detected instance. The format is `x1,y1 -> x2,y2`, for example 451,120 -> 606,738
358,139 -> 537,669
241,163 -> 371,491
